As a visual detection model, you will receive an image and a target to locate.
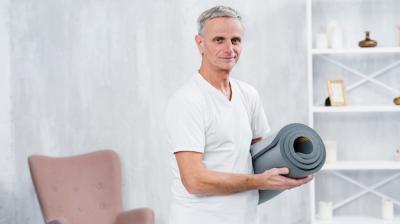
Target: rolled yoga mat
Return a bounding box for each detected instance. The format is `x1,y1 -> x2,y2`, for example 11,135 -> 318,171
250,123 -> 326,204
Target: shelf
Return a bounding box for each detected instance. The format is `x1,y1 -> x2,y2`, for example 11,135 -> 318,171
322,161 -> 400,170
312,48 -> 400,55
312,106 -> 400,113
308,0 -> 400,223
315,216 -> 400,224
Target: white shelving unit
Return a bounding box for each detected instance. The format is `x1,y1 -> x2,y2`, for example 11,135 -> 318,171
315,216 -> 400,224
307,0 -> 400,223
312,48 -> 400,55
322,161 -> 400,171
312,106 -> 400,113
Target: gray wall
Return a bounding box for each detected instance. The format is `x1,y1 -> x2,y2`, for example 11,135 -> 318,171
1,1 -> 310,223
0,0 -> 15,222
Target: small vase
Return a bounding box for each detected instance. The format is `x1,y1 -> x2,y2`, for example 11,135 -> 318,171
394,96 -> 400,105
359,31 -> 377,48
324,97 -> 331,106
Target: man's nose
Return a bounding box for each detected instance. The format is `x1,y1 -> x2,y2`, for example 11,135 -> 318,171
223,41 -> 234,54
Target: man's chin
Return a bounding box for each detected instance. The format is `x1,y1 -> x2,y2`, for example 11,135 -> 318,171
218,63 -> 236,71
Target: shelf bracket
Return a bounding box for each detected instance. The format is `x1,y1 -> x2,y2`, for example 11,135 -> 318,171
316,55 -> 400,105
328,171 -> 400,211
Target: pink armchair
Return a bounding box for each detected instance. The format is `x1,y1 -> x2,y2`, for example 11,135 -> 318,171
28,150 -> 154,224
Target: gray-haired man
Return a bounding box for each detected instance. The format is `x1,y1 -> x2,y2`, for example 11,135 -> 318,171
165,6 -> 312,224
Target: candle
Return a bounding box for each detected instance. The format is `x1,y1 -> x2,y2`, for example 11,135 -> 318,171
318,201 -> 333,220
330,28 -> 343,48
324,141 -> 337,163
396,149 -> 400,161
397,25 -> 400,47
382,199 -> 394,221
315,33 -> 328,49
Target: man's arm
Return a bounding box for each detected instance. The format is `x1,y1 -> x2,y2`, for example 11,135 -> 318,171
175,151 -> 313,195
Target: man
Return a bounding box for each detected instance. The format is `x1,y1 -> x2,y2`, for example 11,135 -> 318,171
165,6 -> 312,224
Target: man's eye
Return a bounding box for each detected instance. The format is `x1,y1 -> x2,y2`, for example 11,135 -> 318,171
232,39 -> 241,45
215,38 -> 224,43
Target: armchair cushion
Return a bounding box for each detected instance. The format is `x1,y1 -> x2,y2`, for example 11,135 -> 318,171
46,218 -> 69,224
115,208 -> 154,224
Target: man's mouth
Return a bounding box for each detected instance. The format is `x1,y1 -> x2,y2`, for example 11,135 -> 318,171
220,57 -> 236,60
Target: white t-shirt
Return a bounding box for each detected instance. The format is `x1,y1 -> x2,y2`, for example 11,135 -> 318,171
165,73 -> 271,224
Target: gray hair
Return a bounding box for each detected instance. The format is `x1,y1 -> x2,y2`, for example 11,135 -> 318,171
197,6 -> 242,36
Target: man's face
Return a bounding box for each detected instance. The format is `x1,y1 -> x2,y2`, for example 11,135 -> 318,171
196,17 -> 243,72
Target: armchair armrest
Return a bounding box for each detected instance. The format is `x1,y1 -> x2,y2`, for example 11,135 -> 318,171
46,218 -> 69,224
115,208 -> 155,224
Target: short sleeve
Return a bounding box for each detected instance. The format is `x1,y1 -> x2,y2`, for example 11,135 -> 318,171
250,89 -> 271,139
165,95 -> 205,154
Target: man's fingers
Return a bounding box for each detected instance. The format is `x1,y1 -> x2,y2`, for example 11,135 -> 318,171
302,175 -> 314,184
292,175 -> 314,187
275,167 -> 289,175
263,168 -> 314,190
277,176 -> 302,187
299,175 -> 313,182
283,175 -> 313,188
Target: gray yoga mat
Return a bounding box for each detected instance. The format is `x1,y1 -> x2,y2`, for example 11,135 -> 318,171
250,123 -> 326,204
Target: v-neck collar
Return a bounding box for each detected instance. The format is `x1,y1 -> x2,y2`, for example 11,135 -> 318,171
194,73 -> 234,104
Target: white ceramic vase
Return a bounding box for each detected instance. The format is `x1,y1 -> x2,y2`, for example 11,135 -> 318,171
327,21 -> 343,48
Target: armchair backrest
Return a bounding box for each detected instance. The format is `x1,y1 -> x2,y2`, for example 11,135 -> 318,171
28,150 -> 123,224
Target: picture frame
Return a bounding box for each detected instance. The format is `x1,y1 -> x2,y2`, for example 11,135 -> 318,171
327,80 -> 347,106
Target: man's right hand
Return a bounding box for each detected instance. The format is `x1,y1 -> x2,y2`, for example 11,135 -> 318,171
175,151 -> 312,195
255,167 -> 313,190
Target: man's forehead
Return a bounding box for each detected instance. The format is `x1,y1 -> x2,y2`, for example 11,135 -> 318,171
203,17 -> 244,36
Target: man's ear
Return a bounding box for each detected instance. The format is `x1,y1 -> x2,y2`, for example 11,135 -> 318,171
195,35 -> 204,54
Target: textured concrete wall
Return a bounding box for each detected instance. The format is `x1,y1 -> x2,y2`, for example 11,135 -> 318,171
0,0 -> 15,222
2,0 -> 309,223
2,1 -> 310,223
3,0 -> 398,223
